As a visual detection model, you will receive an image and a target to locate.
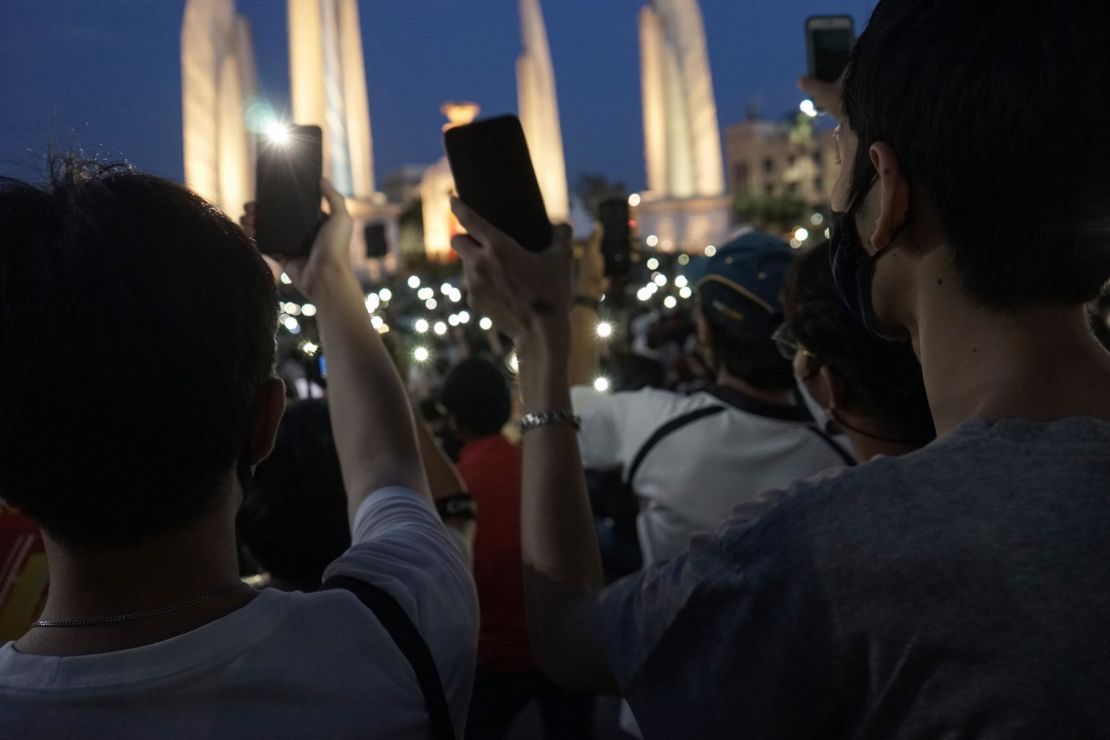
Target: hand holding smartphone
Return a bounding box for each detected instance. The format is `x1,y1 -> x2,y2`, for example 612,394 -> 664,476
444,115 -> 553,252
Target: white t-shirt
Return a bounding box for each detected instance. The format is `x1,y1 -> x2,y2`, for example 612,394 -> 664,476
0,488 -> 479,739
573,385 -> 852,565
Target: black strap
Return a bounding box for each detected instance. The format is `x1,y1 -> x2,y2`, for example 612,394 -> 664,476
803,425 -> 857,467
626,405 -> 727,488
322,575 -> 455,740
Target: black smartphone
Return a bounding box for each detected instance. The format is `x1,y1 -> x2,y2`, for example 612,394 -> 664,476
806,15 -> 855,83
444,115 -> 553,252
255,124 -> 323,256
598,197 -> 631,278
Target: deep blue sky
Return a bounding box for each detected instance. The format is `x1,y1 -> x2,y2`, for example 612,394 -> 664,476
0,0 -> 874,191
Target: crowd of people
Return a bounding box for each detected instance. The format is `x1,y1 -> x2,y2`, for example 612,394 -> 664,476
3,0 -> 1110,737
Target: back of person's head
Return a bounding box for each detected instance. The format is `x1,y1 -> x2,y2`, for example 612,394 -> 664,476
694,230 -> 796,391
238,399 -> 349,591
440,357 -> 512,437
785,242 -> 935,443
844,0 -> 1110,308
0,160 -> 277,549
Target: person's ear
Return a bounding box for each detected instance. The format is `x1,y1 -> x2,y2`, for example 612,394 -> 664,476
248,377 -> 286,465
868,142 -> 911,252
818,365 -> 848,413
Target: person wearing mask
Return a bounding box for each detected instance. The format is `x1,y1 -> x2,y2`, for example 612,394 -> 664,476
440,357 -> 593,739
452,0 -> 1110,733
0,166 -> 477,738
775,240 -> 935,462
569,231 -> 853,568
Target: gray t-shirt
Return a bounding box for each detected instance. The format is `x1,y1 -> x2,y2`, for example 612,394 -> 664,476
601,417 -> 1110,739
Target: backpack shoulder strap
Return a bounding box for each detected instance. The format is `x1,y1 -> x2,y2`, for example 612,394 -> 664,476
322,574 -> 455,740
626,405 -> 727,488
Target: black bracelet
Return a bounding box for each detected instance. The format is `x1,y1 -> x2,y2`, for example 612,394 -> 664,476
436,493 -> 477,521
574,295 -> 601,311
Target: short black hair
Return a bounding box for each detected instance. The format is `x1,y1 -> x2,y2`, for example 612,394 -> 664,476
238,399 -> 349,590
440,357 -> 512,436
844,0 -> 1110,308
785,242 -> 935,443
703,312 -> 795,392
0,160 -> 277,548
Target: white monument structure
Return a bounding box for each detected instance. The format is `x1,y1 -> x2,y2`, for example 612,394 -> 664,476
287,0 -> 397,272
181,0 -> 257,217
516,0 -> 569,223
636,0 -> 730,252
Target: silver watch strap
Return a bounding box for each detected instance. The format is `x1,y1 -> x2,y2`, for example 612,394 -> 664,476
520,410 -> 582,432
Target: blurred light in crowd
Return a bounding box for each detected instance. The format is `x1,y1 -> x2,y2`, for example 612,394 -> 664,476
301,303 -> 317,317
458,311 -> 471,324
664,296 -> 678,309
653,273 -> 667,287
300,341 -> 319,356
825,228 -> 832,239
799,99 -> 818,118
448,314 -> 460,327
628,193 -> 641,207
448,289 -> 463,303
790,239 -> 802,249
407,276 -> 421,289
645,234 -> 659,248
479,317 -> 494,331
282,316 -> 300,334
810,213 -> 825,226
264,120 -> 291,145
425,299 -> 438,310
418,287 -> 434,301
415,318 -> 430,334
646,257 -> 659,270
441,282 -> 453,296
795,227 -> 810,242
679,286 -> 693,300
509,353 -> 520,374
280,272 -> 292,285
637,287 -> 652,302
677,254 -> 690,266
414,346 -> 430,363
593,376 -> 611,393
365,294 -> 380,313
434,321 -> 448,336
371,315 -> 386,332
704,244 -> 717,257
379,288 -> 393,302
284,302 -> 301,316
596,321 -> 613,339
674,275 -> 688,288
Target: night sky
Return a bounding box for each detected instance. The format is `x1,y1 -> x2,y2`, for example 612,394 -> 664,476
0,0 -> 873,191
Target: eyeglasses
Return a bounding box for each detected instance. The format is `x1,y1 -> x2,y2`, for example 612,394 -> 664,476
771,324 -> 817,362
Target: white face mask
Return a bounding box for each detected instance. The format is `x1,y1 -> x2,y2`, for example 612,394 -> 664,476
796,375 -> 834,434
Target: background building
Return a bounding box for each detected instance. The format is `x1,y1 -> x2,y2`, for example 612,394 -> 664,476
725,116 -> 837,208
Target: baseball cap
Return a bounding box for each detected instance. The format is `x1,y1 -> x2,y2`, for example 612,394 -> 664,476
693,230 -> 795,339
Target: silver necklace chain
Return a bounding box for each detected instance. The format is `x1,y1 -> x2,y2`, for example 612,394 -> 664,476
31,583 -> 243,628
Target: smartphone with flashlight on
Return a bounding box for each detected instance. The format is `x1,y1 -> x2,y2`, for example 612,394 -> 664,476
806,15 -> 855,83
255,124 -> 323,257
444,115 -> 553,252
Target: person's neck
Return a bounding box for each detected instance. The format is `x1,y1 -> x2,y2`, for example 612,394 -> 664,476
17,486 -> 253,656
836,413 -> 920,462
716,370 -> 794,407
913,294 -> 1110,436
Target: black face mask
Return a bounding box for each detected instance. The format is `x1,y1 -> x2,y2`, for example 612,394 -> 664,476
828,179 -> 903,341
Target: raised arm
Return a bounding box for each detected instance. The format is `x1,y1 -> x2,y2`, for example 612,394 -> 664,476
567,227 -> 606,389
285,181 -> 430,521
451,198 -> 616,692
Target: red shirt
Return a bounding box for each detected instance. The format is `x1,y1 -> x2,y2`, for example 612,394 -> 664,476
456,434 -> 533,671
